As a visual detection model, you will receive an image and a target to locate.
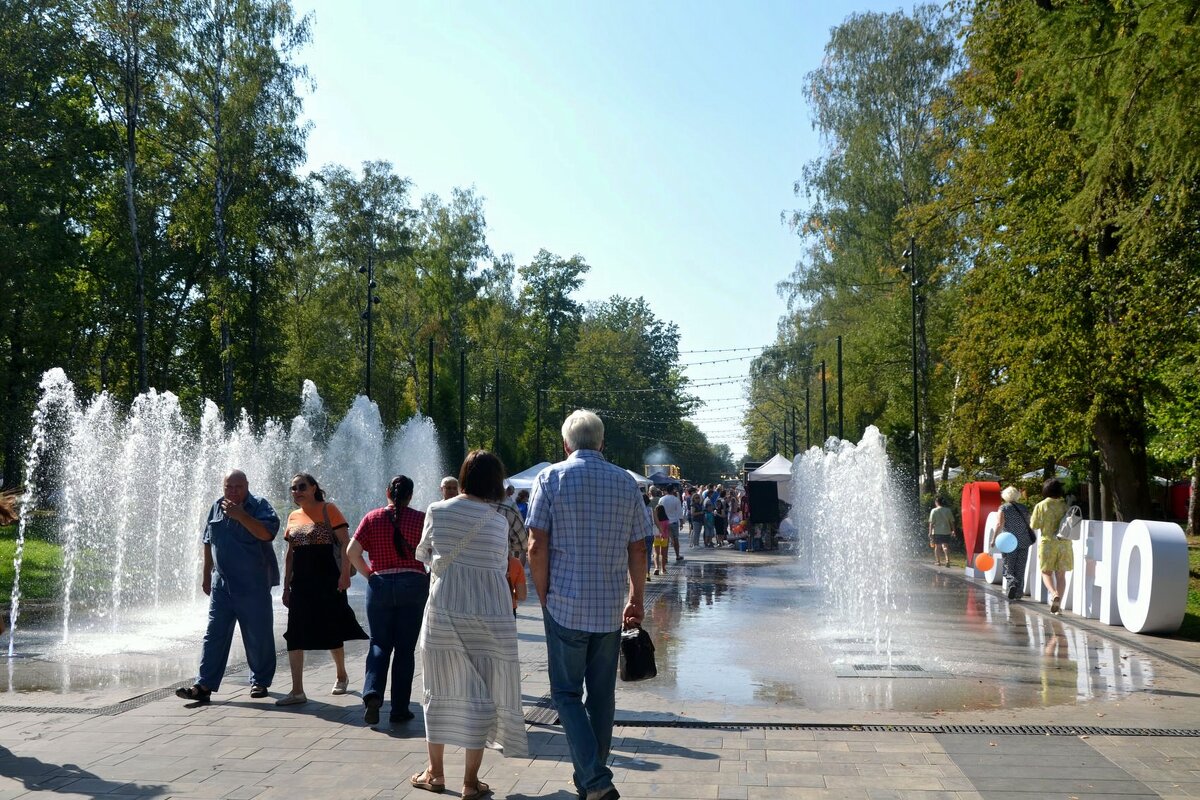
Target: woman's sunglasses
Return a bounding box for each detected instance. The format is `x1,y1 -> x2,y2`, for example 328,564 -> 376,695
290,483 -> 309,492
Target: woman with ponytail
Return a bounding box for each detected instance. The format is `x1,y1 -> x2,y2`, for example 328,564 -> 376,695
347,475 -> 429,726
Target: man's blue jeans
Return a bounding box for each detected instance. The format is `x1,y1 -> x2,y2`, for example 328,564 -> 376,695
199,575 -> 275,691
543,611 -> 621,795
363,572 -> 429,715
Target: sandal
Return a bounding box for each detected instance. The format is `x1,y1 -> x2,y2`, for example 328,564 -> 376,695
462,782 -> 491,800
410,769 -> 446,793
175,684 -> 211,704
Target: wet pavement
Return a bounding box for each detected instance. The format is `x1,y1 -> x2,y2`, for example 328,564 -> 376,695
1,546 -> 1199,799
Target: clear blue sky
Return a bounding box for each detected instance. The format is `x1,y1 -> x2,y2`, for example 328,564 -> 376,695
295,0 -> 918,458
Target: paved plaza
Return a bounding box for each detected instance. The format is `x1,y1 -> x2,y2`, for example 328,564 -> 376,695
1,547 -> 1198,800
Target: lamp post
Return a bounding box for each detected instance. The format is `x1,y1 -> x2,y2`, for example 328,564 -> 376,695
901,237 -> 920,521
357,255 -> 380,399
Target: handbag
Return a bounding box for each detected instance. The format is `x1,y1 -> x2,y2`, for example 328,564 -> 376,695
618,625 -> 657,682
1055,505 -> 1083,541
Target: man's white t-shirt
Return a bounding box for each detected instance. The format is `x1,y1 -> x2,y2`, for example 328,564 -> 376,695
658,493 -> 683,524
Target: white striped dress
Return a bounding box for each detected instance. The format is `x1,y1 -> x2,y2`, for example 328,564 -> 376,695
415,495 -> 528,756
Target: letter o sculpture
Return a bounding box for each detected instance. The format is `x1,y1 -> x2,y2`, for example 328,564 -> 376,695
1116,519 -> 1188,634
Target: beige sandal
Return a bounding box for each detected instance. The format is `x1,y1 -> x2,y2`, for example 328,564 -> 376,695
410,769 -> 445,793
461,782 -> 491,800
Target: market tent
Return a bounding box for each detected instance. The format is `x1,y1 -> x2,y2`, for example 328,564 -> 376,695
505,461 -> 552,491
646,470 -> 681,488
626,469 -> 652,488
747,454 -> 792,482
747,454 -> 793,502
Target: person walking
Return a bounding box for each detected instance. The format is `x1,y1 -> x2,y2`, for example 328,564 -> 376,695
347,475 -> 429,725
689,489 -> 704,548
410,450 -> 527,799
928,496 -> 956,567
658,485 -> 684,563
998,485 -> 1036,601
1031,478 -> 1071,614
276,473 -> 368,706
176,469 -> 280,704
527,410 -> 651,800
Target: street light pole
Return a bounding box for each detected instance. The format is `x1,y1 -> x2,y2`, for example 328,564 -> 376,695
357,255 -> 380,399
903,237 -> 921,520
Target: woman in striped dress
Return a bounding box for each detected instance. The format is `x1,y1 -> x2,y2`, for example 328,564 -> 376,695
410,450 -> 527,799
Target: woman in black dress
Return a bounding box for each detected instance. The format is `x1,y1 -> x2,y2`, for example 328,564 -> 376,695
277,473 -> 367,705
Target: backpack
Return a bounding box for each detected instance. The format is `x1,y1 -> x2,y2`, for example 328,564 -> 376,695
1055,505 -> 1083,541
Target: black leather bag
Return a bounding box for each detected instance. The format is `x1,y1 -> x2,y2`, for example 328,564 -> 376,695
618,625 -> 657,682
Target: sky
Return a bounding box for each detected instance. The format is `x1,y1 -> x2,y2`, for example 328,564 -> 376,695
294,0 -> 918,460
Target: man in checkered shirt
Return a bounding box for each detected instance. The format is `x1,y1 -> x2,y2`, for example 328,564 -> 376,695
527,410 -> 651,800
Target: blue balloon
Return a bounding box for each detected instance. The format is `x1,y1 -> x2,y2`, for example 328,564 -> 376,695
994,531 -> 1018,554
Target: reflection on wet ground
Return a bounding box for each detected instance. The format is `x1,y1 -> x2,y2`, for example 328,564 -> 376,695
1,557 -> 1190,719
0,588 -> 370,696
639,559 -> 1170,713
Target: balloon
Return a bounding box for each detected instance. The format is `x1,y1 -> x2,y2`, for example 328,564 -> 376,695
975,552 -> 995,571
994,531 -> 1018,553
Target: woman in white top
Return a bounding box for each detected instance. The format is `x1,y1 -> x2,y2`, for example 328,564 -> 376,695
410,450 -> 527,799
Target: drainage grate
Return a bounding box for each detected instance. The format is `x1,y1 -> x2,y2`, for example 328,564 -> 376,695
594,720 -> 1200,737
852,663 -> 924,672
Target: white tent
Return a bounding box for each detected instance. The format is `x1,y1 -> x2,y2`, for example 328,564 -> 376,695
1019,465 -> 1070,480
626,469 -> 652,488
747,454 -> 793,500
505,461 -> 552,491
747,454 -> 793,481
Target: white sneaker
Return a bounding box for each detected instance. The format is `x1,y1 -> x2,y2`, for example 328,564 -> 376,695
331,679 -> 349,695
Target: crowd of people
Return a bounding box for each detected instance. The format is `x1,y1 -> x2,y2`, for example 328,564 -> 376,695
175,409 -> 647,800
638,483 -> 782,577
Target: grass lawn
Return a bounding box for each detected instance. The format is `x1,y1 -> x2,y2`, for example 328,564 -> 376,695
0,519 -> 64,606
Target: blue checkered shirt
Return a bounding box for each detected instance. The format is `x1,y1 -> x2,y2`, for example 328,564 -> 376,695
527,449 -> 654,633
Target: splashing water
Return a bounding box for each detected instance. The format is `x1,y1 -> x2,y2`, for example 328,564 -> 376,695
790,426 -> 906,658
7,371 -> 446,654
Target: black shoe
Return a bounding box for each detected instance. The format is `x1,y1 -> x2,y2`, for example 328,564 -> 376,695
390,709 -> 415,724
1007,585 -> 1021,601
586,787 -> 620,800
364,695 -> 382,725
675,556 -> 684,563
175,684 -> 211,704
249,684 -> 268,698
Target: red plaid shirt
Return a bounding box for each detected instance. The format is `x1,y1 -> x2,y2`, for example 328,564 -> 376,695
352,505 -> 426,575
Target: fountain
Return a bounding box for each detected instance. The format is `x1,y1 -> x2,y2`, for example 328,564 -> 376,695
789,426 -> 906,656
6,370 -> 446,657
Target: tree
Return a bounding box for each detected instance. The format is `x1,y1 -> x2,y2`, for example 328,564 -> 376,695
943,0 -> 1200,520
0,0 -> 109,486
84,0 -> 179,393
167,0 -> 310,425
771,4 -> 962,494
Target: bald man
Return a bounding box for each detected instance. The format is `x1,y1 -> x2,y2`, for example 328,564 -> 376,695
177,469 -> 280,704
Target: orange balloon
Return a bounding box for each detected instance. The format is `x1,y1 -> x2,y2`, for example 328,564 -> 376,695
975,552 -> 995,571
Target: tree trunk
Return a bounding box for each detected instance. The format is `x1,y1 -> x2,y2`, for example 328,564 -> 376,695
2,313 -> 25,488
1092,409 -> 1151,521
248,248 -> 260,419
123,0 -> 148,394
1188,455 -> 1199,538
